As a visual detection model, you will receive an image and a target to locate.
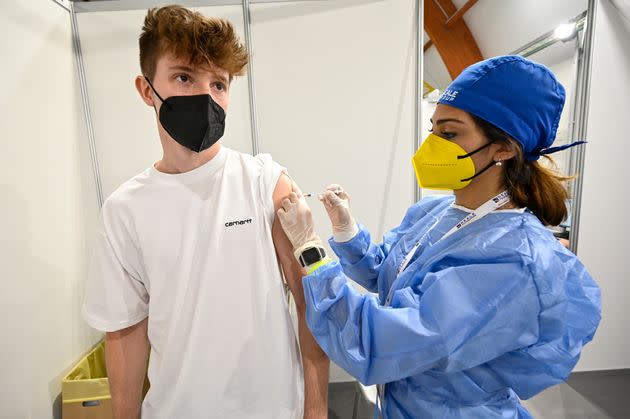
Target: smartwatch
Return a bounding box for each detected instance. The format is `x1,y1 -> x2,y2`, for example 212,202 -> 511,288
298,246 -> 327,268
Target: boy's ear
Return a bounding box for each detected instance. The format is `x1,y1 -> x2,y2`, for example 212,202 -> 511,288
135,75 -> 155,107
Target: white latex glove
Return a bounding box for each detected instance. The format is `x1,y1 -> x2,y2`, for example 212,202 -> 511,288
318,184 -> 359,242
277,182 -> 324,260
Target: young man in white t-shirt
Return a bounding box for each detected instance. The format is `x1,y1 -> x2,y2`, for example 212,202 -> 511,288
82,6 -> 329,418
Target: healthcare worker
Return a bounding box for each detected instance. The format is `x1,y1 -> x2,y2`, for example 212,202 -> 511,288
277,55 -> 601,418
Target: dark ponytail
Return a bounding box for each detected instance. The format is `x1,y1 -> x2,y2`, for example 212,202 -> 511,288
472,115 -> 571,226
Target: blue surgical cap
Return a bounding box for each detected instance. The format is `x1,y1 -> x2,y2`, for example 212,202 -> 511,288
437,55 -> 571,161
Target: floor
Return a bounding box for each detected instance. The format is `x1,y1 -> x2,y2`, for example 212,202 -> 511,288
523,370 -> 630,419
328,370 -> 630,418
328,382 -> 373,419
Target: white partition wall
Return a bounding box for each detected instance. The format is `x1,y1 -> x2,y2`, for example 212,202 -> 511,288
252,0 -> 416,251
0,1 -> 102,418
76,6 -> 253,199
574,0 -> 630,371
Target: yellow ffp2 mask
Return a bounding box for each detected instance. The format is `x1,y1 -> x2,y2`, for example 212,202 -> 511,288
412,133 -> 493,191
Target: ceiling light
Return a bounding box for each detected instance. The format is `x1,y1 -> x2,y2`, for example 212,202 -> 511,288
554,22 -> 577,41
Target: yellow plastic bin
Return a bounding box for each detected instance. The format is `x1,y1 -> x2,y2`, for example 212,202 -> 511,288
62,341 -> 113,419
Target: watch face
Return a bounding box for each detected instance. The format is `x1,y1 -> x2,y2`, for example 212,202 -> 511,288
302,247 -> 325,266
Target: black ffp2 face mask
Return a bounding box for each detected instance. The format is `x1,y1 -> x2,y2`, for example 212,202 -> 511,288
144,77 -> 226,153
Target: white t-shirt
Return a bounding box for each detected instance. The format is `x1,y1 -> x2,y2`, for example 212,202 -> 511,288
83,146 -> 304,419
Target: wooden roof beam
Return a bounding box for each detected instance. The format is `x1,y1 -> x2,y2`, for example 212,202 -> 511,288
445,0 -> 477,28
424,0 -> 483,78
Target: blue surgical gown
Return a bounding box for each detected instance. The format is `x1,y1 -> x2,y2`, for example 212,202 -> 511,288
303,195 -> 601,418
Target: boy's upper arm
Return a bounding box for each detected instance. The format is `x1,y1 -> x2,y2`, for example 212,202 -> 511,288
271,173 -> 297,264
271,173 -> 306,305
272,172 -> 293,214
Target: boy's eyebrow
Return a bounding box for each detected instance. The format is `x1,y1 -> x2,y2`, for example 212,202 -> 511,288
214,74 -> 229,85
169,65 -> 195,73
169,65 -> 229,84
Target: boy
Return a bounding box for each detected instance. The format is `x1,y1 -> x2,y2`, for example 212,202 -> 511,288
83,6 -> 328,418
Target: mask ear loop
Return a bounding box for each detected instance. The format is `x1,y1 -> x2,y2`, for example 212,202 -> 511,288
458,141 -> 497,182
144,76 -> 171,109
460,159 -> 499,182
457,140 -> 494,159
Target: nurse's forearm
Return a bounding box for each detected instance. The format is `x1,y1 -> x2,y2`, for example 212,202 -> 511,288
329,226 -> 382,293
105,318 -> 149,419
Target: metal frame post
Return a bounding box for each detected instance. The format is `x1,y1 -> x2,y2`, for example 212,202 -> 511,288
242,0 -> 261,155
51,0 -> 71,11
69,2 -> 105,208
568,0 -> 597,254
414,0 -> 423,203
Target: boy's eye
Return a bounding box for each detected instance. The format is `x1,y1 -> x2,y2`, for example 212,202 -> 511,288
176,74 -> 190,83
214,82 -> 226,91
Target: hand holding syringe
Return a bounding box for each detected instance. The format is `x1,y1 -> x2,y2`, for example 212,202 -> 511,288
301,185 -> 359,242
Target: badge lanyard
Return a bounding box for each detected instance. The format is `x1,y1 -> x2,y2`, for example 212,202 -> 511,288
375,190 -> 510,417
396,190 -> 510,276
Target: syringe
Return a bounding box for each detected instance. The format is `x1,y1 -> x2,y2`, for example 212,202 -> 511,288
303,189 -> 342,198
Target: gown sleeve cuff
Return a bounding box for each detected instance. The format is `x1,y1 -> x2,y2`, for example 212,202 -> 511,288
328,223 -> 371,265
332,223 -> 360,243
